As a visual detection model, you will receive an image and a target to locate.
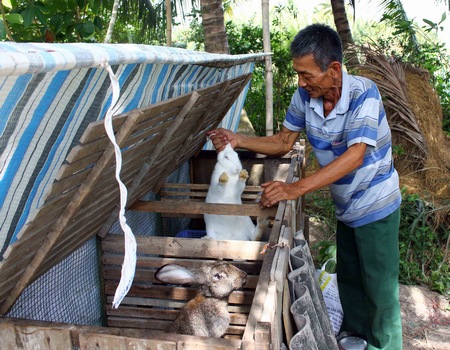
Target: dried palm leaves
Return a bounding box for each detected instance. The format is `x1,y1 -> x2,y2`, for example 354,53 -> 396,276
352,45 -> 428,169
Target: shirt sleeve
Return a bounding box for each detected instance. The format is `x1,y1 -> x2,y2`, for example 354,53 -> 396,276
283,88 -> 307,132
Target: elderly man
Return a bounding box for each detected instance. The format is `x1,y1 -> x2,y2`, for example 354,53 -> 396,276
207,23 -> 402,349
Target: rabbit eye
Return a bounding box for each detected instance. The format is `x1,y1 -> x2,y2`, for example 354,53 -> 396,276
224,156 -> 229,160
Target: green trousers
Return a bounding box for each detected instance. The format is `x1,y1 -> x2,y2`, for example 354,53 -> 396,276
336,208 -> 403,350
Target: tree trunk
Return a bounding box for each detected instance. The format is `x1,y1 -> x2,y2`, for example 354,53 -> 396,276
330,0 -> 359,69
104,0 -> 120,43
200,0 -> 229,54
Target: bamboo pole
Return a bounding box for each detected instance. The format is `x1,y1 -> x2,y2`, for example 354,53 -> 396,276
166,0 -> 172,46
261,0 -> 273,136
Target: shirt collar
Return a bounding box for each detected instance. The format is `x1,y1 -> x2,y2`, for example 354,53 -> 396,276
336,70 -> 350,115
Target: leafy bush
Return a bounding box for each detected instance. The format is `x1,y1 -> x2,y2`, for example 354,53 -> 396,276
306,188 -> 450,294
398,189 -> 449,294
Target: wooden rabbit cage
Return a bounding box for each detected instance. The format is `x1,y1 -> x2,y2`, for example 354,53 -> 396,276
1,149 -> 307,350
97,148 -> 305,349
0,43 -> 330,349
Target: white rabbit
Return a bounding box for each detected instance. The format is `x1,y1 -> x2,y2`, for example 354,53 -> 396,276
204,143 -> 268,241
155,261 -> 247,338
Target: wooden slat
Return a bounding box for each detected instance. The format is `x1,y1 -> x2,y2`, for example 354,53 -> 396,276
79,332 -> 176,350
106,316 -> 246,336
105,305 -> 249,326
0,317 -> 243,349
102,255 -> 263,275
104,282 -> 253,305
56,151 -> 104,181
130,200 -> 277,217
77,93 -> 191,145
45,171 -> 88,200
0,321 -> 74,349
80,331 -> 242,350
103,266 -> 260,289
105,296 -> 252,315
102,235 -> 267,260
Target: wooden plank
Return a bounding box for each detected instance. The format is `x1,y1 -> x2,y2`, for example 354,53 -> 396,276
0,317 -> 243,349
79,115 -> 127,144
0,322 -> 74,349
106,316 -> 246,336
102,255 -> 263,275
102,235 -> 267,260
159,183 -> 262,202
105,296 -> 252,314
55,150 -> 104,181
78,93 -> 191,144
65,137 -> 110,164
161,183 -> 263,193
253,322 -> 271,350
241,203 -> 287,344
79,332 -> 177,350
45,171 -> 88,200
105,305 -> 249,325
81,329 -> 242,350
130,200 -> 277,217
121,117 -> 175,150
104,283 -> 253,305
103,267 -> 260,290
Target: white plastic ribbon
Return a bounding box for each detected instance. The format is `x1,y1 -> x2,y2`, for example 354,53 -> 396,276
101,61 -> 137,309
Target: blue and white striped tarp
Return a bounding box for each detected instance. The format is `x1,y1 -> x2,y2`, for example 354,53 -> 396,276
0,43 -> 263,259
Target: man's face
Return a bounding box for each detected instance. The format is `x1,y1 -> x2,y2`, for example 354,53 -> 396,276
292,54 -> 338,99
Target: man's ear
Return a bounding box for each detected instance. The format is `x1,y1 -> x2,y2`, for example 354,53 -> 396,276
329,61 -> 342,77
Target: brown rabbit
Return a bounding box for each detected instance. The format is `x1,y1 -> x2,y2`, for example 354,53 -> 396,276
155,261 -> 247,337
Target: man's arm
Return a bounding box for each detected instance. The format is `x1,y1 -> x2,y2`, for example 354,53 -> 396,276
260,142 -> 367,207
207,126 -> 300,156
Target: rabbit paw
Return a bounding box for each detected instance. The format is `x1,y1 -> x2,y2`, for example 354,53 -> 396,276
219,172 -> 229,184
239,169 -> 249,181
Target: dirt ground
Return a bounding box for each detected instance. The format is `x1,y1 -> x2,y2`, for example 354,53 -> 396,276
308,219 -> 450,350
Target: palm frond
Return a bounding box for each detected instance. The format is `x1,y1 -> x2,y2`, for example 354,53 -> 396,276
355,45 -> 428,169
379,0 -> 419,53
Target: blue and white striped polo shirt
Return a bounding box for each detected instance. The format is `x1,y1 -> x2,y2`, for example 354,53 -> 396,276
284,71 -> 401,227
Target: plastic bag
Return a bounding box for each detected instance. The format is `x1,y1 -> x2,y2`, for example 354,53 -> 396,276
316,260 -> 343,335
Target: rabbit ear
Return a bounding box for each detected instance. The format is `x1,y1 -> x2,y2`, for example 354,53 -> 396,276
155,264 -> 197,285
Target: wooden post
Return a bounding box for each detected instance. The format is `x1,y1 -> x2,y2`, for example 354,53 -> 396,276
262,0 -> 273,136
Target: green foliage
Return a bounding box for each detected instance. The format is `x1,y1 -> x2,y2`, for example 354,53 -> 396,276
177,4 -> 298,136
398,188 -> 450,295
392,144 -> 405,156
306,188 -> 450,295
305,190 -> 336,236
227,5 -> 298,135
1,0 -> 105,42
0,0 -> 176,44
312,240 -> 337,273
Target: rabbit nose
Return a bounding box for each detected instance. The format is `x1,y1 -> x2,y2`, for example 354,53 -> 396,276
242,271 -> 248,285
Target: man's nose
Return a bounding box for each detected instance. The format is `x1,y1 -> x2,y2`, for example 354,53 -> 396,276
297,75 -> 307,87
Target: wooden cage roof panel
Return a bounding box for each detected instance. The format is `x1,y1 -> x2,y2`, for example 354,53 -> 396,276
0,73 -> 252,315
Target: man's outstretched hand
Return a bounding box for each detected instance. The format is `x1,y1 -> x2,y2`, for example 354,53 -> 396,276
259,181 -> 303,208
